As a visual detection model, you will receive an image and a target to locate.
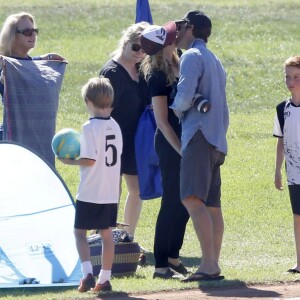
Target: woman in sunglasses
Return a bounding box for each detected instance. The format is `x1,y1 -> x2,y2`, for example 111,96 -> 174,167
0,12 -> 64,61
99,22 -> 151,241
139,22 -> 190,279
0,12 -> 65,140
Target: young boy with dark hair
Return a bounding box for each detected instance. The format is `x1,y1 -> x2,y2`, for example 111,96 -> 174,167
60,76 -> 122,292
274,55 -> 300,274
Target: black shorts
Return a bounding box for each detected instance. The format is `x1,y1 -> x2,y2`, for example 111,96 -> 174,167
121,143 -> 137,175
74,200 -> 118,230
180,130 -> 225,207
288,185 -> 300,215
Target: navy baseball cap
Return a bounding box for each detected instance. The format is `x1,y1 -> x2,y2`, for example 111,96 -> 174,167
175,10 -> 212,30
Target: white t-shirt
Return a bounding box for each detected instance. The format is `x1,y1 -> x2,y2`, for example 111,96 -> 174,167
273,100 -> 300,185
76,117 -> 123,204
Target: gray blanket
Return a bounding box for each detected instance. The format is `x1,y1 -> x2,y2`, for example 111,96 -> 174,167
2,57 -> 66,167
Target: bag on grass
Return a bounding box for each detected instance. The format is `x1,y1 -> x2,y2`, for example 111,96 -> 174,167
87,229 -> 141,276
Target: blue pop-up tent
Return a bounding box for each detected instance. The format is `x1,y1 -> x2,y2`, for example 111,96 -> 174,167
0,142 -> 81,287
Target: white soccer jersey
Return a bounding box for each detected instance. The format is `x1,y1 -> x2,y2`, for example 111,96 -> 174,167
273,100 -> 300,185
76,117 -> 123,204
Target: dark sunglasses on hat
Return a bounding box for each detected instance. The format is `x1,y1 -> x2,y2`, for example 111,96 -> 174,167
129,42 -> 145,53
16,28 -> 39,37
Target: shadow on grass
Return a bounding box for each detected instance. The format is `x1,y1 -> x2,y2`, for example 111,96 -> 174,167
0,280 -> 283,299
181,256 -> 201,268
200,279 -> 282,298
96,291 -> 149,299
96,284 -> 282,299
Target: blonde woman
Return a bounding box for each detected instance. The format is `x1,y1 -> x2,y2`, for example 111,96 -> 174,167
99,22 -> 151,240
140,22 -> 190,279
0,12 -> 64,140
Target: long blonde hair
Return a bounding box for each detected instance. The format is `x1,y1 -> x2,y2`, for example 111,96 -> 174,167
0,12 -> 36,56
140,49 -> 179,86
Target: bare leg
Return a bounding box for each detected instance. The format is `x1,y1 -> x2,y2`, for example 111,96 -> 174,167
182,195 -> 220,275
168,258 -> 181,265
123,174 -> 142,237
99,228 -> 114,271
207,206 -> 224,263
74,228 -> 90,262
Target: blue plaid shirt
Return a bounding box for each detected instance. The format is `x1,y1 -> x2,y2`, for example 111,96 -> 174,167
171,39 -> 229,154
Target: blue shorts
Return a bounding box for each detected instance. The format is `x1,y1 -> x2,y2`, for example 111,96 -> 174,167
74,200 -> 117,230
288,185 -> 300,215
180,130 -> 225,207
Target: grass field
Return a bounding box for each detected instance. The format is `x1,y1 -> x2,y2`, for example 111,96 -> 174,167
1,0 -> 300,299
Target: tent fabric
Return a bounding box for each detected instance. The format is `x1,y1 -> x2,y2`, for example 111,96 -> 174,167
0,142 -> 81,287
2,57 -> 67,168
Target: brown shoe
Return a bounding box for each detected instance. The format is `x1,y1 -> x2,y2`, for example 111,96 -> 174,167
78,273 -> 95,293
91,280 -> 112,292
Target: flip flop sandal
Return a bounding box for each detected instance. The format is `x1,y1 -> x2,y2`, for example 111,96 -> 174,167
182,271 -> 224,282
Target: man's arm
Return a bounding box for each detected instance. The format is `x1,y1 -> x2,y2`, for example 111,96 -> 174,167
170,51 -> 202,115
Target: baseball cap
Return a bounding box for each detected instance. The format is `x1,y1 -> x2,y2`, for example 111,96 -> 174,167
175,10 -> 212,30
140,21 -> 177,55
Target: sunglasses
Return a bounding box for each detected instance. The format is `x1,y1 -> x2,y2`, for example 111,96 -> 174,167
129,43 -> 145,53
16,28 -> 39,37
176,22 -> 189,32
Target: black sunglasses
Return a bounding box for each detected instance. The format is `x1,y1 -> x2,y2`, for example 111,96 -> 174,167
16,28 -> 39,37
176,22 -> 189,32
129,43 -> 144,53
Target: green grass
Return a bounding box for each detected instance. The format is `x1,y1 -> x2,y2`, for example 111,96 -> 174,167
1,0 -> 300,299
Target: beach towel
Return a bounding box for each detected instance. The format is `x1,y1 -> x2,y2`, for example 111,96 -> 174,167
2,57 -> 66,167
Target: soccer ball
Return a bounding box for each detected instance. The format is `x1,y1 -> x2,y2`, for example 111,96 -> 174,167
51,128 -> 80,159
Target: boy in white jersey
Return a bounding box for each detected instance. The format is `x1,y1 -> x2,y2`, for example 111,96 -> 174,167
59,76 -> 123,292
273,56 -> 300,274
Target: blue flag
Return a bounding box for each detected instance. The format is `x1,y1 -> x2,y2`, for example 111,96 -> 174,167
135,0 -> 153,24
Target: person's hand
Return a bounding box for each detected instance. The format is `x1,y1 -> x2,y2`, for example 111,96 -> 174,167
41,53 -> 66,61
0,55 -> 4,68
57,157 -> 73,165
173,109 -> 183,120
274,171 -> 283,190
0,56 -> 4,84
